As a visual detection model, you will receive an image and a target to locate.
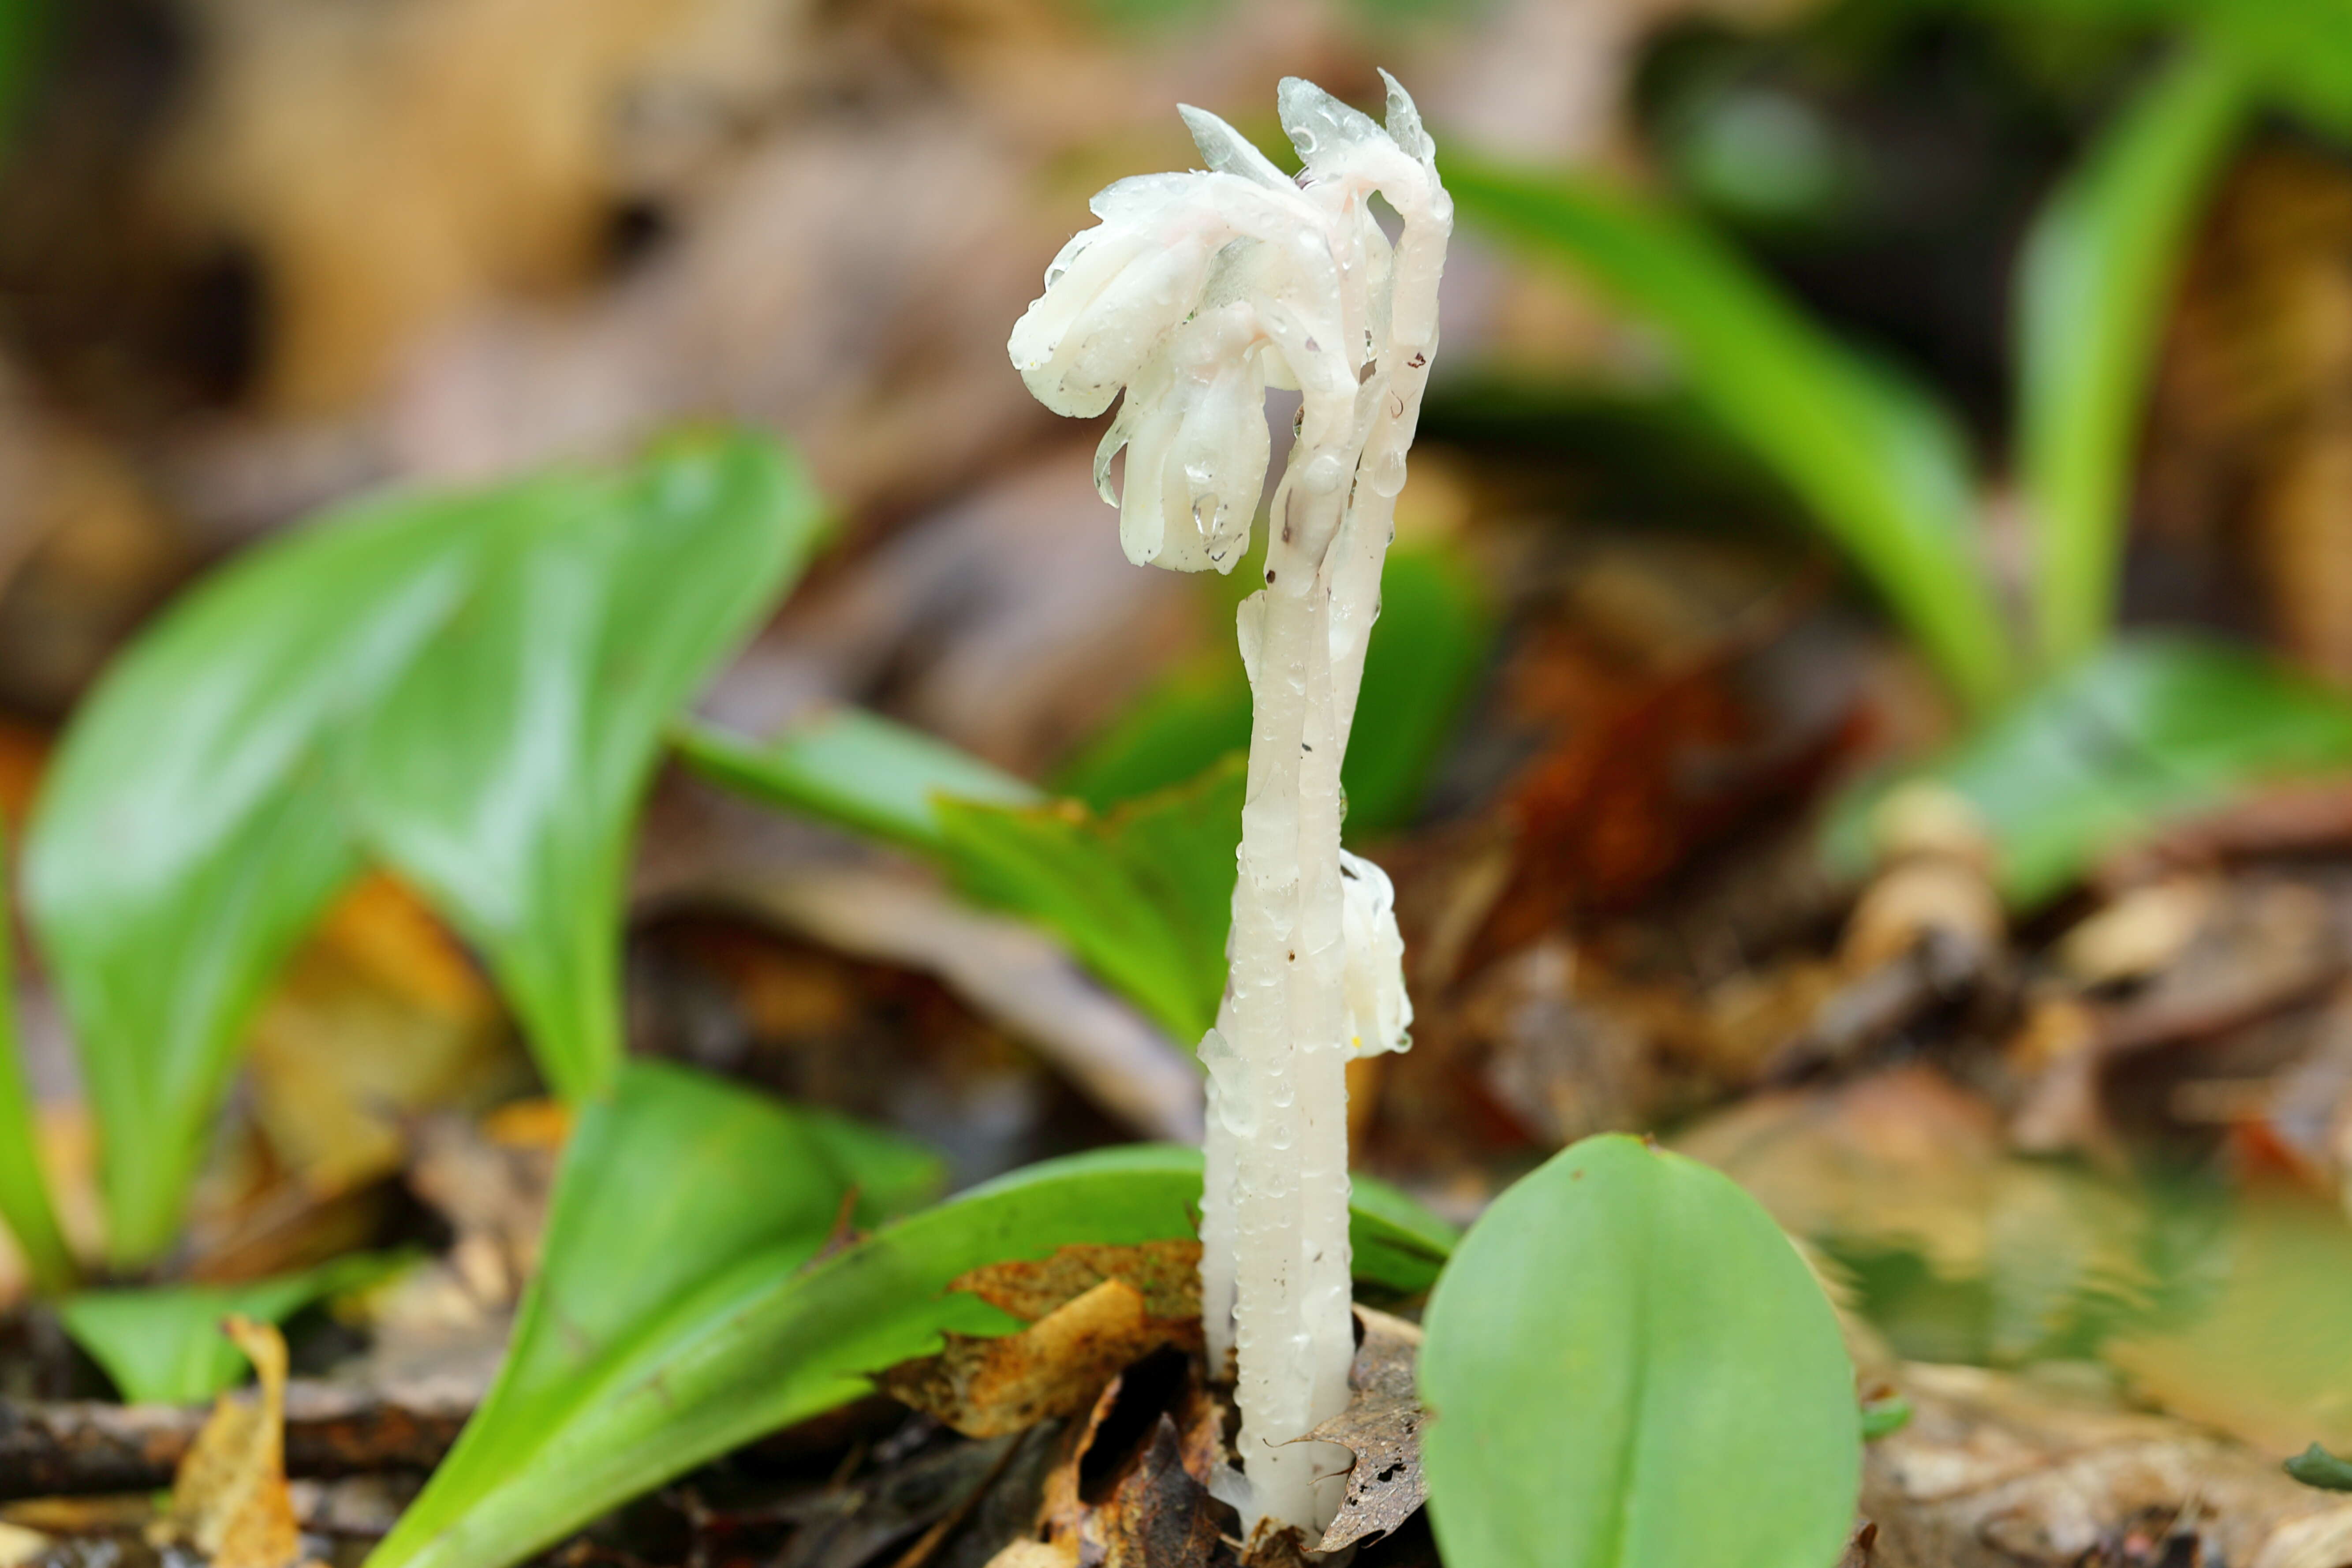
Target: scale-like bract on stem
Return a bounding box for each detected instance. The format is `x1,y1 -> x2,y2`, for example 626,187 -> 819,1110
1008,74 -> 1449,1543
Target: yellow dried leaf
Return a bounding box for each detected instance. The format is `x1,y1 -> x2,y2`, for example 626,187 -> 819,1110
149,1316 -> 301,1568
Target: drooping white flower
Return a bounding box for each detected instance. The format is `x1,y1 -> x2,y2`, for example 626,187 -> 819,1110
1008,75 -> 1445,576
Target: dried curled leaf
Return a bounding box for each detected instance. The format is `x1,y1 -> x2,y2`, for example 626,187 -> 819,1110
149,1316 -> 302,1568
1311,1307 -> 1427,1553
881,1277 -> 1199,1438
951,1239 -> 1203,1323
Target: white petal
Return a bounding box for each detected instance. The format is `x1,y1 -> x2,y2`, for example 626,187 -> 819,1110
1179,105 -> 1292,189
1378,68 -> 1435,165
1278,77 -> 1389,173
1340,850 -> 1412,1058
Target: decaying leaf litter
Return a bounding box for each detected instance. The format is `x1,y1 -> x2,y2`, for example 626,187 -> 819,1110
10,0 -> 2352,1566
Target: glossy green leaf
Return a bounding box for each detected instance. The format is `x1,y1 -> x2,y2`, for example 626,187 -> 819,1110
1420,1134 -> 1859,1568
2019,46 -> 2249,667
674,707 -> 1040,855
1058,543 -> 1493,835
25,434 -> 820,1262
0,836 -> 73,1293
1827,636 -> 2352,907
58,1251 -> 412,1405
372,1079 -> 1440,1568
342,436 -> 826,1099
25,486 -> 491,1265
1452,159 -> 2012,712
935,756 -> 1243,1043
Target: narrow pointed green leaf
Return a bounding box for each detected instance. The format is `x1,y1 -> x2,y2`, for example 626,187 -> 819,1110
58,1251 -> 413,1405
1826,635 -> 2352,907
343,434 -> 827,1099
934,757 -> 1243,1043
674,707 -> 1040,855
373,1090 -> 1442,1568
1420,1134 -> 1859,1568
1452,159 -> 2013,712
2020,46 -> 2249,667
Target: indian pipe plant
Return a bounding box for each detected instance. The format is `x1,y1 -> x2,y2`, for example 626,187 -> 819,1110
1006,75 -> 1862,1563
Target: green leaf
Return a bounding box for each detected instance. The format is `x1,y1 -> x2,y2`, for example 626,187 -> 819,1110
1451,159 -> 2014,712
2019,45 -> 2249,667
343,435 -> 826,1099
679,714 -> 1242,1042
371,1081 -> 1440,1568
674,707 -> 1040,855
0,825 -> 74,1295
25,487 -> 491,1265
58,1251 -> 412,1405
1826,635 -> 2352,907
1348,1169 -> 1460,1297
26,433 -> 821,1262
2289,1443 -> 2352,1492
935,757 -> 1243,1043
1057,543 -> 1493,835
1419,1134 -> 1859,1568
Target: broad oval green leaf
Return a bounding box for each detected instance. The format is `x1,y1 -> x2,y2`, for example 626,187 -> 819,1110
2019,45 -> 2249,667
58,1251 -> 413,1405
1450,159 -> 2012,712
372,1067 -> 1448,1568
26,486 -> 492,1265
25,433 -> 821,1262
1826,635 -> 2352,907
1420,1134 -> 1859,1568
342,435 -> 826,1099
673,706 -> 1040,855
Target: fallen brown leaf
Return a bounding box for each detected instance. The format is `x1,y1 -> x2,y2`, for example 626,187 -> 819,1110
149,1316 -> 302,1568
1311,1308 -> 1427,1553
882,1278 -> 1198,1440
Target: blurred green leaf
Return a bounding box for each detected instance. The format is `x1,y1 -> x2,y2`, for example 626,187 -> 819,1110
1348,1166 -> 1461,1295
2020,45 -> 2249,667
2289,1444 -> 2352,1492
2178,0 -> 2352,136
675,707 -> 1039,855
371,1079 -> 1439,1568
1419,1134 -> 1859,1568
937,757 -> 1243,1044
1055,663 -> 1250,814
1451,159 -> 2014,712
58,1251 -> 411,1405
0,855 -> 73,1294
1827,636 -> 2352,907
1058,543 -> 1493,835
679,713 -> 1241,1041
0,0 -> 48,163
26,489 -> 488,1266
343,436 -> 825,1100
26,432 -> 821,1263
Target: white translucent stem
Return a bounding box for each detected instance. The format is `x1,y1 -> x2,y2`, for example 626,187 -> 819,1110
1221,485 -> 1357,1535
